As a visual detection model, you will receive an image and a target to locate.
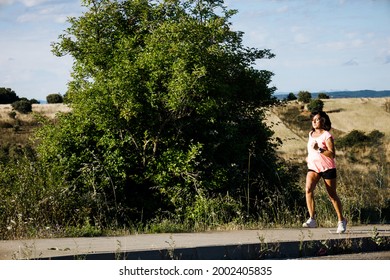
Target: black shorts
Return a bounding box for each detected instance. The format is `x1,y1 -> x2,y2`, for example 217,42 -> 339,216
308,168 -> 337,179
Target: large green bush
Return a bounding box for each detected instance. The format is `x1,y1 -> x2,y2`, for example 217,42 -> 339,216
35,0 -> 301,228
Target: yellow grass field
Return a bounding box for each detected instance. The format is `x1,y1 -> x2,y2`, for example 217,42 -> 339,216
0,103 -> 71,147
323,98 -> 390,138
0,103 -> 71,120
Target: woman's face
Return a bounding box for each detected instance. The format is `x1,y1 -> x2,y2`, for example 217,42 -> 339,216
311,114 -> 322,129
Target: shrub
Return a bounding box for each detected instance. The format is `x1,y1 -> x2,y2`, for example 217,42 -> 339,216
337,129 -> 384,148
297,91 -> 311,103
11,100 -> 32,114
307,98 -> 324,112
317,93 -> 330,99
46,93 -> 63,104
29,99 -> 40,104
286,93 -> 297,101
367,130 -> 385,145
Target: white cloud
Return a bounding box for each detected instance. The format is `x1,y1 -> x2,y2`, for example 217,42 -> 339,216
350,39 -> 364,48
8,0 -> 81,25
16,5 -> 67,23
17,12 -> 38,22
0,0 -> 48,7
19,0 -> 48,7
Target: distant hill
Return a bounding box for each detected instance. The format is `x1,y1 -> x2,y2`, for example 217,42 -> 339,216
266,97 -> 390,157
275,90 -> 390,100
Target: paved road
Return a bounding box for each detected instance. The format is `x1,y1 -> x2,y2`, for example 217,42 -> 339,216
1,224 -> 390,260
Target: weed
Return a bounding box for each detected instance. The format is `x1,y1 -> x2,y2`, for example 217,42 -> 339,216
371,226 -> 384,246
12,242 -> 42,260
165,235 -> 180,260
115,240 -> 126,260
257,233 -> 280,259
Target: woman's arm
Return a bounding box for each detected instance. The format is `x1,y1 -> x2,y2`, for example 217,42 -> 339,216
323,137 -> 336,158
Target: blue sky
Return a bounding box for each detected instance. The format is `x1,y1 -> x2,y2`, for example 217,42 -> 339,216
1,0 -> 389,100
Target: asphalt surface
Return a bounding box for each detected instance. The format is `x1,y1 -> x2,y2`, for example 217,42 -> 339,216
1,224 -> 390,260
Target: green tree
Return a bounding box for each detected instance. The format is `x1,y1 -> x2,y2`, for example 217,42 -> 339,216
46,93 -> 64,104
307,98 -> 324,112
0,88 -> 19,104
317,92 -> 329,99
29,99 -> 40,104
38,0 -> 299,227
286,92 -> 297,101
297,90 -> 311,103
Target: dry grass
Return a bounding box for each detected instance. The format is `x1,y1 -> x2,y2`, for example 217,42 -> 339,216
323,98 -> 390,139
0,104 -> 70,121
265,106 -> 306,159
0,104 -> 71,147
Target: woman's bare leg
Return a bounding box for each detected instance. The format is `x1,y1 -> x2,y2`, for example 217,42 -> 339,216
323,178 -> 344,221
305,171 -> 321,218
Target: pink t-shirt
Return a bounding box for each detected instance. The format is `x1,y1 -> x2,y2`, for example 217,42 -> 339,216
307,130 -> 336,173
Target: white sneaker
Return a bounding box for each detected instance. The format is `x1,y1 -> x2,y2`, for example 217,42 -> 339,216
302,218 -> 317,228
336,219 -> 347,233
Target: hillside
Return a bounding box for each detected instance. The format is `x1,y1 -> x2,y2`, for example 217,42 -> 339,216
266,97 -> 390,159
322,98 -> 390,137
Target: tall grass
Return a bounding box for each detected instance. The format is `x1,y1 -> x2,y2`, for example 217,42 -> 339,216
0,146 -> 126,239
0,145 -> 303,239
